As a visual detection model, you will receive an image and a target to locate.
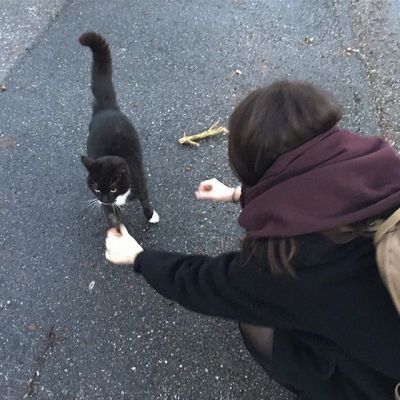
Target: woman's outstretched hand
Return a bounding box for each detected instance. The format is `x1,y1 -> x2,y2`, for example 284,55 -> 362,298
195,178 -> 240,203
105,225 -> 143,265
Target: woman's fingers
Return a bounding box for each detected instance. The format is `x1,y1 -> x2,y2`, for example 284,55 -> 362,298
196,179 -> 219,197
197,181 -> 213,191
119,224 -> 129,236
195,190 -> 210,199
107,227 -> 122,238
105,236 -> 116,251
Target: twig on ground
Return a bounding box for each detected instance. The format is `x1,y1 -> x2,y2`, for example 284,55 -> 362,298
178,121 -> 229,147
22,326 -> 66,399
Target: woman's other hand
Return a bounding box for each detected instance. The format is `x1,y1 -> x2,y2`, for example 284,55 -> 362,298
195,178 -> 240,203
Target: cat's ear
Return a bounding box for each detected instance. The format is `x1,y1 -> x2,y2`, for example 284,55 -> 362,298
81,155 -> 94,170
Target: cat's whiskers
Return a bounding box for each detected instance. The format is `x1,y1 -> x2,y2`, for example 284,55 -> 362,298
112,203 -> 120,216
114,203 -> 127,215
88,198 -> 102,212
85,198 -> 97,205
83,198 -> 100,212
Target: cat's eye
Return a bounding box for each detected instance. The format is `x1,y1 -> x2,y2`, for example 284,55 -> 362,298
110,188 -> 117,193
94,189 -> 100,193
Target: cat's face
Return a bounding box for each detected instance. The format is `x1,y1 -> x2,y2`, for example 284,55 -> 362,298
81,155 -> 131,204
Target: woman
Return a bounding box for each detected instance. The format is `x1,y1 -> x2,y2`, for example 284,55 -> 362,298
105,80 -> 400,399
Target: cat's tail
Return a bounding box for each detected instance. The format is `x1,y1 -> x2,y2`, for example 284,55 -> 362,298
79,32 -> 118,113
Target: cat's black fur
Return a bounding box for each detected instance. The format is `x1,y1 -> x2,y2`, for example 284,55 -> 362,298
79,32 -> 157,228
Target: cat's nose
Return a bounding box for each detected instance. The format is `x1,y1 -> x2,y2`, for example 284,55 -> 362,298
102,195 -> 113,205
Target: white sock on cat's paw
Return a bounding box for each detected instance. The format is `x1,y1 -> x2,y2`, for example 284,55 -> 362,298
149,210 -> 159,224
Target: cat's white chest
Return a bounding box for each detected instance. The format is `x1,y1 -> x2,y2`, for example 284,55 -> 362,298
115,189 -> 131,206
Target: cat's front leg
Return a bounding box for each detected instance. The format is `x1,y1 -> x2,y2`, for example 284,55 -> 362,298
102,204 -> 121,230
137,186 -> 159,224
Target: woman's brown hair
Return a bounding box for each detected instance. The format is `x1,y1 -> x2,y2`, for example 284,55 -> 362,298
228,80 -> 342,187
229,80 -> 342,274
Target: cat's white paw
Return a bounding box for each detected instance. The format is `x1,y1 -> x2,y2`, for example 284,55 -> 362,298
149,210 -> 159,224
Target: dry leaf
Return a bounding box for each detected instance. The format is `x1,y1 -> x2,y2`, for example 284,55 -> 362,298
27,322 -> 38,332
0,136 -> 16,148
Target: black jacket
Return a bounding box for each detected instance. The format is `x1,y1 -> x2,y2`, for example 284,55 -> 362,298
134,234 -> 400,399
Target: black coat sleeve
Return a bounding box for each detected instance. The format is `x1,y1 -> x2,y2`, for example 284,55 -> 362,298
133,249 -> 293,327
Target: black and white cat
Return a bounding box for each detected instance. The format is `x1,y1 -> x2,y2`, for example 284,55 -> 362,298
79,31 -> 159,228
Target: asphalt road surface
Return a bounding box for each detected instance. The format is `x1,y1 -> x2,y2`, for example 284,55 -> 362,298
1,0 -> 399,399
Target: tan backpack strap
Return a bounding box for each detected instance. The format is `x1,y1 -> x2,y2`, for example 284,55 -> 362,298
374,208 -> 400,245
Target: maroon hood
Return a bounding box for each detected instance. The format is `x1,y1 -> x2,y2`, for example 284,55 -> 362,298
238,127 -> 400,238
